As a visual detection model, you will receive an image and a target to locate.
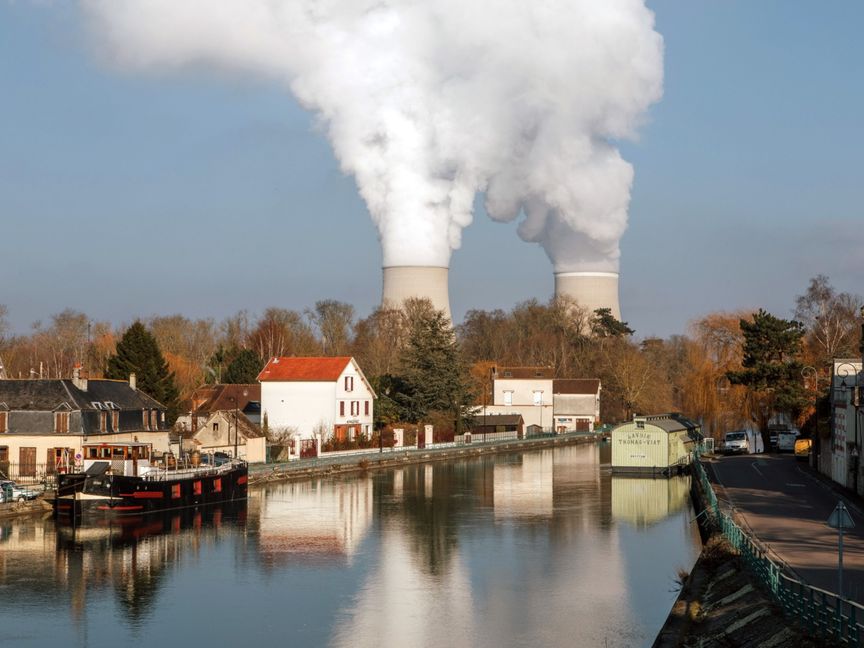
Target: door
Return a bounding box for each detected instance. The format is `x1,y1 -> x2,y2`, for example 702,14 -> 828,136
19,447 -> 37,478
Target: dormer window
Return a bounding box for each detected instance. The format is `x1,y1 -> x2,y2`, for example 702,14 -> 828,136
55,411 -> 70,434
0,411 -> 7,434
99,411 -> 107,432
92,402 -> 104,410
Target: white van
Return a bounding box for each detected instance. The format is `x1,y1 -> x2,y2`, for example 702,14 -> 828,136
723,429 -> 764,455
777,429 -> 800,453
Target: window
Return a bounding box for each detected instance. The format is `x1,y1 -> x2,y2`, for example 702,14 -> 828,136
99,412 -> 107,432
351,401 -> 359,416
345,376 -> 354,392
533,391 -> 543,406
364,401 -> 370,416
54,411 -> 70,434
111,411 -> 119,431
636,420 -> 645,429
340,401 -> 345,416
142,410 -> 149,430
0,412 -> 7,433
504,391 -> 513,407
503,371 -> 512,377
0,446 -> 8,464
150,410 -> 158,430
213,422 -> 219,432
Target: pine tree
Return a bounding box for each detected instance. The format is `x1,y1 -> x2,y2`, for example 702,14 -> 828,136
106,321 -> 181,424
223,348 -> 263,384
399,304 -> 474,431
727,309 -> 809,443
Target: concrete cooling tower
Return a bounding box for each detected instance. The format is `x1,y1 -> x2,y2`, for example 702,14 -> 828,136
382,266 -> 451,318
554,271 -> 621,321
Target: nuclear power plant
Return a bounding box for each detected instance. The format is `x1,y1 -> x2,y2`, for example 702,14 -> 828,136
381,266 -> 451,318
554,271 -> 621,321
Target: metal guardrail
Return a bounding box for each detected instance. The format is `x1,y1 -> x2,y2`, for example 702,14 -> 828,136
693,453 -> 864,645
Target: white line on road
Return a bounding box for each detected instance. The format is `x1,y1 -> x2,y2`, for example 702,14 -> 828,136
751,462 -> 764,478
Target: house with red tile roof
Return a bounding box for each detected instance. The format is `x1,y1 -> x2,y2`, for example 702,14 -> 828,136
258,357 -> 376,454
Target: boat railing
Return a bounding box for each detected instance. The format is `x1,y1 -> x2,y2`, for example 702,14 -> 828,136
138,460 -> 245,482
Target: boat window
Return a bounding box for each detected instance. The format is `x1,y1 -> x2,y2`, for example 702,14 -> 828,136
112,447 -> 125,458
87,447 -> 98,459
100,447 -> 111,459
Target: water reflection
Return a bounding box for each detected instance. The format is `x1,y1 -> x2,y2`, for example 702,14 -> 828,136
612,476 -> 692,528
0,443 -> 700,648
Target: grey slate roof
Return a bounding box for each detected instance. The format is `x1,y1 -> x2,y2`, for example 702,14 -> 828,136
553,379 -> 601,395
0,379 -> 165,412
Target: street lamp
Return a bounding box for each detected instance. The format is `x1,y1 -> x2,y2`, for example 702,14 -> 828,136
836,363 -> 861,494
802,366 -> 822,469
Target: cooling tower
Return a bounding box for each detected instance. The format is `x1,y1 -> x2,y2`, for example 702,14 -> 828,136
382,266 -> 451,318
554,271 -> 621,321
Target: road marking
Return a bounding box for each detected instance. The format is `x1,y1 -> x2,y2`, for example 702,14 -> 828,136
786,483 -> 806,488
751,463 -> 764,478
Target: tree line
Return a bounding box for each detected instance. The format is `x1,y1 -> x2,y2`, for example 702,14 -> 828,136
0,275 -> 860,439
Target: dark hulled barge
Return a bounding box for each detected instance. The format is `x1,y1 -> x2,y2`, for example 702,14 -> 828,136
54,442 -> 247,522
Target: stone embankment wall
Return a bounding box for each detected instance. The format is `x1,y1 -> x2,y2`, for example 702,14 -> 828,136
653,463 -> 828,648
249,434 -> 605,487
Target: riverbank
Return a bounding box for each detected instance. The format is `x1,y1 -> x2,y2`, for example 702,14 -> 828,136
0,498 -> 51,520
653,458 -> 828,648
249,432 -> 606,486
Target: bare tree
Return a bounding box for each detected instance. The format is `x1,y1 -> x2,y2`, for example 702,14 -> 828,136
794,275 -> 863,367
309,300 -> 355,355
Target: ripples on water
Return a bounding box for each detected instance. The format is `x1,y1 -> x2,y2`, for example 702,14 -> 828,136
0,443 -> 700,648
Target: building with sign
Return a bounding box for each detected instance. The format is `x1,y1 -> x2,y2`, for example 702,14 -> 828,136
611,413 -> 701,475
829,359 -> 862,491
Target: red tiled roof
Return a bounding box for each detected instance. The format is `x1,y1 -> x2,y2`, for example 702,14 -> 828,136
257,357 -> 353,382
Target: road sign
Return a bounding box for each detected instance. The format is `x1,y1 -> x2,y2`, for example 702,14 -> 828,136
827,502 -> 855,529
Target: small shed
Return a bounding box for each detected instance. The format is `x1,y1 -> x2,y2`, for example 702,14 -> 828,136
611,413 -> 702,475
473,413 -> 524,438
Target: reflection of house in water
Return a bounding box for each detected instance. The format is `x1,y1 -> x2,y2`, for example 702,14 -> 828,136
329,521 -> 476,648
493,450 -> 554,520
257,477 -> 373,565
0,504 -> 246,629
611,476 -> 691,528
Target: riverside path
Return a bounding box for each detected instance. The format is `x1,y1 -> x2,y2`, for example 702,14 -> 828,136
711,453 -> 864,602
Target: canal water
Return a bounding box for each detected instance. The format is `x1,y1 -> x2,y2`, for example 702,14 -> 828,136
0,443 -> 700,648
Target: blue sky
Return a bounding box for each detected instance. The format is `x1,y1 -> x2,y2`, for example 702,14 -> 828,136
1,1 -> 862,338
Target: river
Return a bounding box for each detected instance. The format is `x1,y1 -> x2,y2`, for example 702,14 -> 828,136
0,442 -> 700,648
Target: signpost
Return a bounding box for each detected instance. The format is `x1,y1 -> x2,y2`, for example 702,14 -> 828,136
827,500 -> 856,597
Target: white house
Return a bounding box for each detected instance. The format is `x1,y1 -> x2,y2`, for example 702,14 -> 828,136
485,366 -> 554,430
258,356 -> 376,444
481,366 -> 601,433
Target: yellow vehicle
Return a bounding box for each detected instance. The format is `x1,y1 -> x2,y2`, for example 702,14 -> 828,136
794,438 -> 812,460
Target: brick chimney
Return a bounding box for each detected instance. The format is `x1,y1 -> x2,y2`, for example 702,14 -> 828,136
129,373 -> 137,391
72,364 -> 88,391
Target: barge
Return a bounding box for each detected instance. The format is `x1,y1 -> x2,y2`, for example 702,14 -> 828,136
54,441 -> 247,523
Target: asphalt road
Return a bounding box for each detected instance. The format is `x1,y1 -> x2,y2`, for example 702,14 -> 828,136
712,453 -> 864,602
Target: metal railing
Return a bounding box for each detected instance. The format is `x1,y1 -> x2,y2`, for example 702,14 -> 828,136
693,453 -> 864,645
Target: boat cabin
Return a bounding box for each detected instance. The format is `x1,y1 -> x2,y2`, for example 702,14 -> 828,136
82,442 -> 153,477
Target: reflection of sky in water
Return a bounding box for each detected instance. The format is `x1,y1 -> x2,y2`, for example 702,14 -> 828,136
0,443 -> 700,648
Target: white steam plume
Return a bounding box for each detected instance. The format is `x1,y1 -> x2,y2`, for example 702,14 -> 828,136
81,0 -> 663,271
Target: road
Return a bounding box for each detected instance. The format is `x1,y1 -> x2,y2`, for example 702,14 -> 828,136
712,453 -> 864,602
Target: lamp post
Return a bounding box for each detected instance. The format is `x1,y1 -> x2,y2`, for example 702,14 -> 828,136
836,363 -> 861,494
802,366 -> 822,469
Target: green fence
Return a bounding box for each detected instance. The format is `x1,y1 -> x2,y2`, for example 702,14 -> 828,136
693,454 -> 864,646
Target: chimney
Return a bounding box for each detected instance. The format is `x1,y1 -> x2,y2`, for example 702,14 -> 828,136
554,271 -> 621,322
382,265 -> 451,318
72,364 -> 88,392
129,373 -> 137,391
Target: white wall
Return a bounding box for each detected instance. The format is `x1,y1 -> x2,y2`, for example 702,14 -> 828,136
334,362 -> 375,434
493,378 -> 553,408
262,381 -> 336,439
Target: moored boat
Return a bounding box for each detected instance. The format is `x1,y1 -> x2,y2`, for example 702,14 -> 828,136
54,441 -> 247,523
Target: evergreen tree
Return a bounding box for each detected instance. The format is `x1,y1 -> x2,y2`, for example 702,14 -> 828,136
106,321 -> 181,424
398,305 -> 474,431
727,309 -> 809,443
591,308 -> 634,337
223,348 -> 263,384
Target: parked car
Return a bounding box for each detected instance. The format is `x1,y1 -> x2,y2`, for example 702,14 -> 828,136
777,429 -> 801,453
722,429 -> 764,455
0,480 -> 40,503
794,438 -> 813,461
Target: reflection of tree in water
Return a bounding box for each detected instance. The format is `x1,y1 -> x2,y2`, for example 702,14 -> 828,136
377,445 -> 619,579
376,460 -> 494,576
54,503 -> 247,626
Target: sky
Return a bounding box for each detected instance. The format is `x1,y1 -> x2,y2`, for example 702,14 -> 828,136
1,1 -> 862,339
